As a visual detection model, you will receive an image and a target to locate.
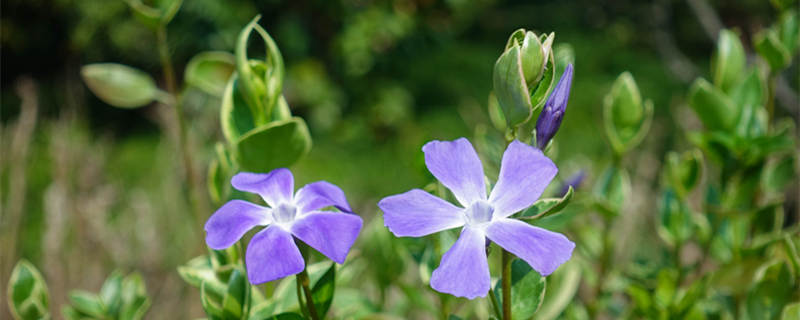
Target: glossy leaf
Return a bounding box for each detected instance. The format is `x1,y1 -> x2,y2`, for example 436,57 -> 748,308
235,117 -> 312,173
185,51 -> 236,96
493,42 -> 533,126
688,78 -> 738,132
81,63 -> 160,108
493,259 -> 547,319
311,263 -> 336,318
99,271 -> 123,316
517,186 -> 574,220
222,269 -> 248,319
7,260 -> 50,320
712,30 -> 746,93
754,29 -> 791,71
68,291 -> 104,317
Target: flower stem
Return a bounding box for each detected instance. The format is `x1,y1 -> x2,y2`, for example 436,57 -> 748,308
296,242 -> 320,320
297,268 -> 320,320
488,287 -> 502,319
155,23 -> 207,223
501,249 -> 512,320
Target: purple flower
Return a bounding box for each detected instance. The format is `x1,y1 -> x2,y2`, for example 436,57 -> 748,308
535,64 -> 574,149
378,138 -> 575,299
205,168 -> 363,284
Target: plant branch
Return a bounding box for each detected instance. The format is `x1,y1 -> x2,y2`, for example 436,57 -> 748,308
501,249 -> 512,320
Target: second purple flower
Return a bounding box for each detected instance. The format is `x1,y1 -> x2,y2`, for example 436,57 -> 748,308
378,138 -> 575,299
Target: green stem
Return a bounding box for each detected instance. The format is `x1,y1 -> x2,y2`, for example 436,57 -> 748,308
156,24 -> 206,222
501,249 -> 512,320
297,243 -> 320,320
296,277 -> 309,319
239,241 -> 251,320
488,287 -> 502,319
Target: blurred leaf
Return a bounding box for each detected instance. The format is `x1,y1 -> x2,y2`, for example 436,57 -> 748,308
99,271 -> 123,316
536,258 -> 581,320
593,166 -> 630,216
754,29 -> 791,71
493,259 -> 547,319
712,30 -> 746,93
493,42 -> 533,126
235,117 -> 312,172
665,149 -> 704,198
777,12 -> 798,53
603,72 -> 653,154
731,70 -> 767,138
68,291 -> 104,317
782,302 -> 800,320
208,143 -> 234,205
264,313 -> 305,320
762,155 -> 797,194
125,0 -> 182,28
177,256 -> 228,300
688,78 -> 738,132
200,282 -> 225,320
185,51 -> 236,96
653,269 -> 677,310
517,186 -> 573,220
81,63 -> 160,108
711,258 -> 762,295
311,263 -> 336,318
7,260 -> 50,320
658,190 -> 693,247
746,261 -> 794,320
120,273 -> 150,320
222,269 -> 248,319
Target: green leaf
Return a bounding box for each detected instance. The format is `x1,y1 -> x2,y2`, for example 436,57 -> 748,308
311,263 -> 336,318
235,117 -> 312,172
593,166 -> 630,216
603,72 -> 653,154
99,271 -> 124,317
536,258 -> 581,320
222,269 -> 248,319
124,0 -> 183,28
665,149 -> 703,198
517,186 -> 573,220
746,261 -> 794,320
653,269 -> 678,310
730,70 -> 767,138
120,273 -> 150,320
177,256 -> 228,299
529,48 -> 556,113
264,313 -> 305,320
81,63 -> 161,108
688,78 -> 739,132
520,31 -> 546,85
220,72 -> 257,144
235,15 -> 284,126
208,143 -> 234,205
657,190 -> 693,247
201,282 -> 225,320
781,302 -> 800,320
754,29 -> 791,71
493,42 -> 533,126
762,154 -> 797,194
777,11 -> 798,53
68,290 -> 105,317
487,92 -> 507,132
185,51 -> 236,96
712,30 -> 746,93
7,260 -> 50,320
493,259 -> 547,319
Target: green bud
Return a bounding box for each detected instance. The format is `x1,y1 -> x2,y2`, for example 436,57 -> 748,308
493,40 -> 533,126
520,31 -> 546,85
607,72 -> 643,128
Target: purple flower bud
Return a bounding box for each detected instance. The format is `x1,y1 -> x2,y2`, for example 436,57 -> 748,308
535,64 -> 574,149
558,170 -> 586,197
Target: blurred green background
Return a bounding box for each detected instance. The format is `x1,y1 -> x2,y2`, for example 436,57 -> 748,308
1,0 -> 797,318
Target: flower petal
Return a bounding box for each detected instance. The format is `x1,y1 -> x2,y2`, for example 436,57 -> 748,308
379,189 -> 465,237
231,169 -> 294,207
294,181 -> 352,213
486,218 -> 574,276
205,200 -> 271,250
430,227 -> 490,299
422,138 -> 487,206
488,140 -> 557,217
245,226 -> 305,284
291,211 -> 363,263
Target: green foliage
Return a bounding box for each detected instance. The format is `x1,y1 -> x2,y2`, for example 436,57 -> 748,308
517,186 -> 574,220
7,260 -> 50,320
712,30 -> 746,93
185,51 -> 236,96
61,270 -> 150,320
310,263 -> 336,318
603,72 -> 653,155
81,63 -> 162,108
493,259 -> 547,319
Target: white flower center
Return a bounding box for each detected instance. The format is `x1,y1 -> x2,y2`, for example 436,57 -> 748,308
464,200 -> 494,228
273,203 -> 297,225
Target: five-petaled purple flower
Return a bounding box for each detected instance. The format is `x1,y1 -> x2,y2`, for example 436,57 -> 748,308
535,64 -> 574,149
205,169 -> 363,284
378,138 -> 575,299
